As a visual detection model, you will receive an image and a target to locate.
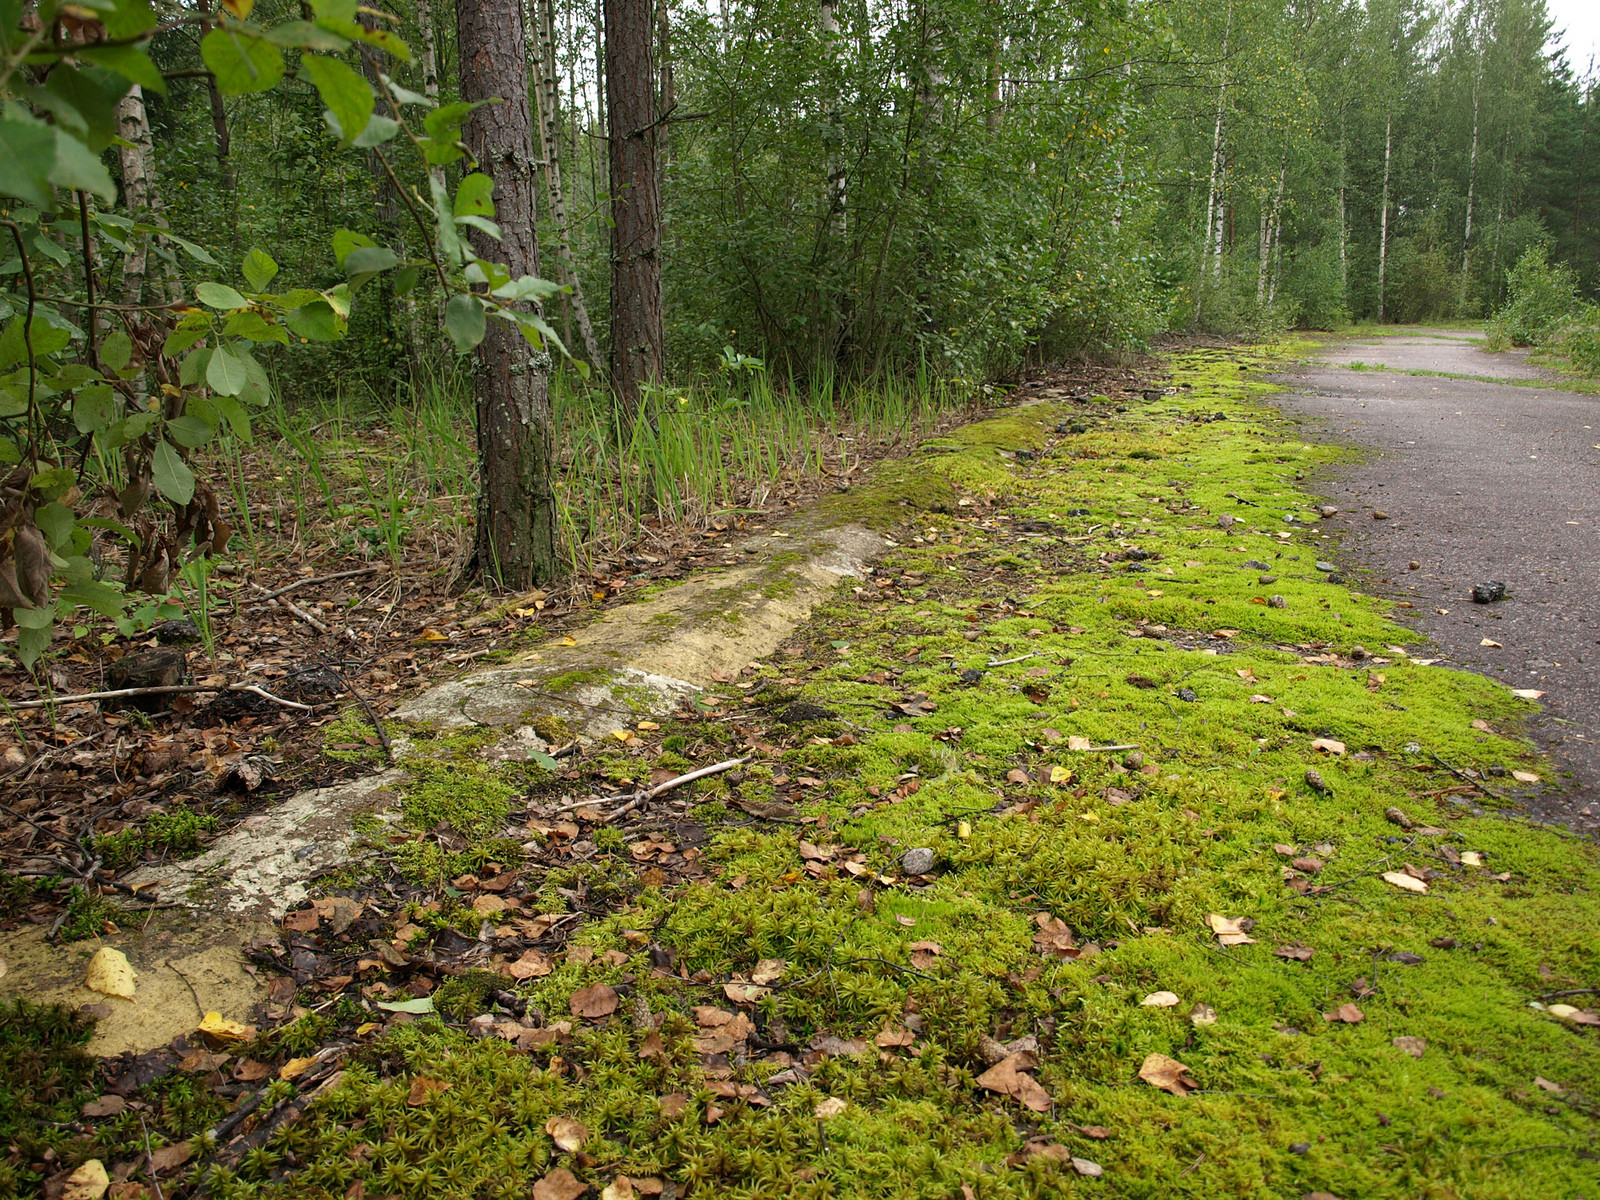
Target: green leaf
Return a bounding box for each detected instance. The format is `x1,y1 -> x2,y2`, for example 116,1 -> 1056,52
285,300 -> 345,342
454,172 -> 496,218
454,214 -> 501,241
352,114 -> 401,147
0,114 -> 58,208
222,309 -> 289,345
206,346 -> 248,396
163,325 -> 207,357
309,0 -> 358,21
100,330 -> 132,372
16,611 -> 52,667
49,129 -> 117,203
165,413 -> 215,448
151,439 -> 195,504
424,101 -> 480,139
61,578 -> 127,619
236,346 -> 271,406
196,282 -> 250,310
241,247 -> 278,291
374,996 -> 435,1014
73,383 -> 118,433
314,17 -> 411,61
201,28 -> 286,96
302,54 -> 373,147
331,227 -> 374,269
160,231 -> 219,266
444,293 -> 486,353
35,501 -> 74,549
210,393 -> 251,441
179,346 -> 213,387
342,244 -> 398,292
42,65 -> 125,153
262,19 -> 350,51
77,44 -> 166,94
103,0 -> 157,39
392,264 -> 421,297
429,175 -> 463,266
0,435 -> 19,464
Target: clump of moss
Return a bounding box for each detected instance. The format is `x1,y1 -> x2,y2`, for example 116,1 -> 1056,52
0,1000 -> 97,1195
95,806 -> 219,870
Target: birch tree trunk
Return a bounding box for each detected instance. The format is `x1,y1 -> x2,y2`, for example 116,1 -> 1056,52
1378,112 -> 1392,322
535,0 -> 602,367
415,0 -> 447,197
1201,1 -> 1233,296
458,0 -> 559,584
115,85 -> 159,306
605,0 -> 665,426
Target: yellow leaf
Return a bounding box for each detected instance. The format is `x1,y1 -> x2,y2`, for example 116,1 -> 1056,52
957,820 -> 972,839
221,0 -> 254,16
1382,871 -> 1427,894
637,721 -> 660,731
198,1011 -> 256,1042
611,729 -> 632,742
416,627 -> 451,642
1511,770 -> 1540,784
555,635 -> 578,646
279,1056 -> 317,1080
84,947 -> 137,1000
63,1159 -> 109,1200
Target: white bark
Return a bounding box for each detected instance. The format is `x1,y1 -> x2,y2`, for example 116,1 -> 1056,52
1378,113 -> 1392,322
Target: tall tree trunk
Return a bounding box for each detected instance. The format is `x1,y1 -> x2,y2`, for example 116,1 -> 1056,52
458,0 -> 559,585
819,0 -> 845,238
1462,65 -> 1481,274
1337,116 -> 1348,306
115,85 -> 159,306
535,0 -> 602,367
1378,112 -> 1392,322
195,0 -> 236,202
605,0 -> 664,426
415,0 -> 447,197
1200,0 -> 1233,298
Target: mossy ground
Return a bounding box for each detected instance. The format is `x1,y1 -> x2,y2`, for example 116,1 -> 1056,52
35,344 -> 1600,1199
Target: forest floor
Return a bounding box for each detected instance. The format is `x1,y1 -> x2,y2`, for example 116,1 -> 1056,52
7,342 -> 1600,1199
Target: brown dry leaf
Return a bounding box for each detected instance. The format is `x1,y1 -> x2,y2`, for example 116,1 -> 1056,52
874,1025 -> 916,1048
282,908 -> 320,933
1137,1052 -> 1194,1096
233,1059 -> 272,1082
1310,738 -> 1347,756
278,1056 -> 317,1081
532,1169 -> 587,1200
570,983 -> 620,1019
600,1178 -> 635,1200
63,1160 -> 110,1200
1324,1004 -> 1365,1025
908,940 -> 943,969
545,1116 -> 590,1152
638,1030 -> 668,1062
313,895 -> 362,934
750,958 -> 786,985
1273,945 -> 1314,962
659,1092 -> 689,1118
1393,1036 -> 1426,1058
507,949 -> 554,980
80,1095 -> 127,1119
84,947 -> 136,1000
1140,991 -> 1180,1007
1032,913 -> 1077,958
1534,1076 -> 1565,1093
975,1052 -> 1052,1112
1189,1003 -> 1218,1027
1381,871 -> 1428,894
407,1077 -> 451,1106
1078,1125 -> 1112,1139
814,1097 -> 848,1119
1511,770 -> 1540,784
1006,768 -> 1030,784
149,1141 -> 193,1173
1206,913 -> 1255,946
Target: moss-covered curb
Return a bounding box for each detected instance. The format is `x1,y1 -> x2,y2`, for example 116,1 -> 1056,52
123,345 -> 1600,1200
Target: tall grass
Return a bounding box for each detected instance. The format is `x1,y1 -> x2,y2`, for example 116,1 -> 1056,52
216,360 -> 962,574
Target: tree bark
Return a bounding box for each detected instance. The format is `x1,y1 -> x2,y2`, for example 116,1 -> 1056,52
115,84 -> 158,306
1378,112 -> 1392,322
535,0 -> 602,368
195,0 -> 235,200
458,0 -> 560,585
1201,1 -> 1232,294
414,0 -> 448,197
604,0 -> 664,427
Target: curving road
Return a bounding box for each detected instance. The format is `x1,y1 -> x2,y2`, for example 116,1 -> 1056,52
1277,328 -> 1600,831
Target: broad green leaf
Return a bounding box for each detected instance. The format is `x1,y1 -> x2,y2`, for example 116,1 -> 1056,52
35,501 -> 74,549
159,230 -> 219,265
16,612 -> 52,667
374,996 -> 435,1014
424,101 -> 481,138
287,300 -> 345,342
0,314 -> 72,364
0,114 -> 57,208
455,215 -> 501,241
73,383 -> 118,432
310,0 -> 358,21
103,0 -> 157,39
454,173 -> 495,217
165,413 -> 216,448
241,246 -> 278,291
444,293 -> 486,353
492,274 -> 564,303
222,309 -> 289,344
0,434 -> 18,463
77,44 -> 166,94
429,175 -> 463,266
61,579 -> 127,618
211,393 -> 251,441
262,20 -> 350,51
302,54 -> 373,146
513,311 -> 570,358
201,28 -> 286,95
151,438 -> 195,504
321,283 -> 353,318
352,114 -> 401,147
206,346 -> 248,395
43,65 -> 125,153
196,282 -> 250,310
386,78 -> 428,106
49,130 -> 117,202
392,264 -> 421,297
100,330 -> 132,372
179,346 -> 213,386
331,227 -> 375,268
342,244 -> 398,292
315,17 -> 411,62
163,324 -> 207,357
236,346 -> 272,405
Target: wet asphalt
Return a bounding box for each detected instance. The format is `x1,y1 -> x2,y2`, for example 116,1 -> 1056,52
1274,329 -> 1600,833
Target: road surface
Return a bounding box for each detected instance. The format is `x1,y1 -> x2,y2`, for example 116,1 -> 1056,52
1277,328 -> 1600,831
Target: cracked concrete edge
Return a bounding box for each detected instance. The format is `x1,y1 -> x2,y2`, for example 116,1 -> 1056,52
114,521 -> 888,922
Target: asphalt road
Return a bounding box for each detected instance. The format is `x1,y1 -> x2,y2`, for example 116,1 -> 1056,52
1276,329 -> 1600,832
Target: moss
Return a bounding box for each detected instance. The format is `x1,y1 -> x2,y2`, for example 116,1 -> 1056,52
95,806 -> 219,870
320,713 -> 387,764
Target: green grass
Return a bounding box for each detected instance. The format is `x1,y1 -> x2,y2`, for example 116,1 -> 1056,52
183,343 -> 1600,1199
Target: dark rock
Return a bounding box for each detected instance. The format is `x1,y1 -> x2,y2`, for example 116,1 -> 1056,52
1014,449 -> 1036,462
151,618 -> 200,644
1258,575 -> 1278,585
1125,548 -> 1154,561
1243,560 -> 1271,571
1471,581 -> 1507,604
901,847 -> 936,875
1326,574 -> 1345,585
958,668 -> 983,686
1268,595 -> 1287,608
1066,507 -> 1091,516
777,702 -> 838,724
1125,564 -> 1150,573
1177,687 -> 1198,703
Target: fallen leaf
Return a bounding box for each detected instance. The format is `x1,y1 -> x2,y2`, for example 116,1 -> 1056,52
659,1092 -> 689,1118
638,1029 -> 668,1062
63,1160 -> 110,1200
814,1097 -> 848,1119
1273,945 -> 1314,962
149,1142 -> 193,1173
1138,1051 -> 1194,1096
545,1116 -> 590,1152
507,949 -> 554,979
1534,1076 -> 1565,1093
976,1052 -> 1052,1112
1067,736 -> 1093,751
1511,770 -> 1540,784
1032,913 -> 1077,958
1140,991 -> 1180,1007
1189,1003 -> 1218,1026
85,947 -> 137,1000
570,983 -> 620,1019
1480,638 -> 1502,648
532,1169 -> 587,1200
1459,851 -> 1483,867
279,1056 -> 317,1081
1072,1158 -> 1104,1178
1511,689 -> 1546,700
1382,871 -> 1428,894
908,940 -> 942,969
197,1011 -> 256,1043
1324,1003 -> 1364,1024
1206,913 -> 1255,946
1393,1036 -> 1426,1058
600,1178 -> 635,1200
750,958 -> 786,985
1310,738 -> 1346,756
407,1077 -> 451,1106
80,1095 -> 127,1118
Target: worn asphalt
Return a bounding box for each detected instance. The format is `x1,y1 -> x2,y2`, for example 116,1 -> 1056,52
1275,329 -> 1600,832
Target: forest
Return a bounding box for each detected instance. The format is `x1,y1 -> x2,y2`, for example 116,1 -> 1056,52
1,0 -> 1597,625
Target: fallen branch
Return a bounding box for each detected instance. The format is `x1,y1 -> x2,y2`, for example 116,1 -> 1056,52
3,682 -> 314,712
986,653 -> 1037,668
1430,750 -> 1506,802
284,599 -> 331,634
1066,743 -> 1139,753
551,755 -> 751,818
252,565 -> 383,601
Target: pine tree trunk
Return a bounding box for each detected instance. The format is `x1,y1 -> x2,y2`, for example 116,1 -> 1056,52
534,0 -> 602,368
605,0 -> 664,426
1337,119 -> 1348,305
1378,112 -> 1392,322
458,0 -> 560,585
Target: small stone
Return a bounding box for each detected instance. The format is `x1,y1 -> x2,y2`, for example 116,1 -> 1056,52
1318,505 -> 1339,517
1373,510 -> 1390,520
467,1014 -> 496,1039
1259,574 -> 1278,584
1305,768 -> 1330,795
1243,559 -> 1271,571
1326,574 -> 1345,585
1315,561 -> 1336,573
1408,561 -> 1420,570
1471,581 -> 1507,604
1217,514 -> 1237,529
1350,645 -> 1368,660
900,847 -> 936,875
1177,687 -> 1198,703
1289,1142 -> 1311,1155
1268,595 -> 1287,609
1123,752 -> 1144,771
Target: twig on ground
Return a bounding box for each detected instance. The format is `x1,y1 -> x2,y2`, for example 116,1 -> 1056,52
251,565 -> 383,601
139,1112 -> 166,1200
3,682 -> 314,713
986,653 -> 1037,667
1066,743 -> 1140,753
551,755 -> 751,818
166,960 -> 205,1019
1535,987 -> 1600,1001
1429,750 -> 1506,802
284,600 -> 331,634
325,666 -> 392,763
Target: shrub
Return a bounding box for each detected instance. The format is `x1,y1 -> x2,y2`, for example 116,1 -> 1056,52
1486,244 -> 1581,347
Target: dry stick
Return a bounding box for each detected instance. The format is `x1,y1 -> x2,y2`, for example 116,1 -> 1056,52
4,683 -> 314,712
284,600 -> 331,634
550,755 -> 751,817
986,653 -> 1036,667
1066,743 -> 1139,753
1429,749 -> 1506,802
139,1112 -> 166,1200
325,666 -> 392,764
251,565 -> 383,601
